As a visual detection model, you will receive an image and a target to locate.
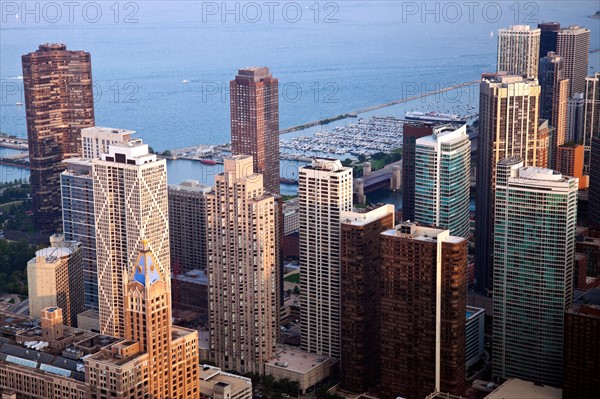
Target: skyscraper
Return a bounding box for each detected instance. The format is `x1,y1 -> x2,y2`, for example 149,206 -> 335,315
81,126 -> 135,159
562,288 -> 600,399
61,158 -> 97,310
583,72 -> 600,173
567,92 -> 585,143
299,158 -> 352,359
556,143 -> 586,190
27,234 -> 84,327
87,241 -> 200,399
475,74 -> 541,293
22,43 -> 95,232
556,25 -> 590,96
538,22 -> 561,58
493,158 -> 577,386
539,52 -> 569,168
207,155 -> 278,374
379,222 -> 467,399
414,124 -> 471,238
93,139 -> 169,337
168,180 -> 212,272
497,25 -> 540,79
402,122 -> 435,221
230,67 -> 280,194
340,205 -> 395,393
589,136 -> 600,229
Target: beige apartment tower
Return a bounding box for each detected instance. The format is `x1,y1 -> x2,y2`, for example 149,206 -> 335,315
475,74 -> 541,293
27,234 -> 84,327
92,139 -> 170,337
299,158 -> 353,359
207,155 -> 278,374
81,126 -> 135,159
557,25 -> 591,96
497,25 -> 540,79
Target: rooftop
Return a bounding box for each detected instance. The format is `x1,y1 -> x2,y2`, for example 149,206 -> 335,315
568,288 -> 600,317
341,204 -> 394,227
81,126 -> 136,137
266,345 -> 329,374
199,365 -> 252,396
486,378 -> 561,399
173,269 -> 208,285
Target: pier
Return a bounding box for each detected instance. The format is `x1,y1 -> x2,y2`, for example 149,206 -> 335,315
279,80 -> 479,135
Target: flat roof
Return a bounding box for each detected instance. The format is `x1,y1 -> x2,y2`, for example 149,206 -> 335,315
486,379 -> 562,399
199,365 -> 252,395
266,346 -> 329,374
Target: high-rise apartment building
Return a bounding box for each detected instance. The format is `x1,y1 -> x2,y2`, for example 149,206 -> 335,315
81,126 -> 135,159
86,241 -> 199,399
556,143 -> 586,189
563,288 -> 600,399
22,43 -> 95,232
414,124 -> 471,238
590,136 -> 600,229
538,22 -> 561,58
299,158 -> 352,359
493,158 -> 577,386
92,139 -> 169,337
475,74 -> 541,293
556,25 -> 590,96
567,92 -> 585,143
379,222 -> 467,399
168,180 -> 212,272
61,158 -> 97,310
207,155 -> 278,374
402,122 -> 435,221
539,52 -> 569,168
497,25 -> 540,79
583,72 -> 600,173
27,234 -> 84,327
339,205 -> 395,393
230,67 -> 280,194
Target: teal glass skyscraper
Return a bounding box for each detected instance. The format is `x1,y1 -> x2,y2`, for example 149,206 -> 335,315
414,124 -> 471,239
492,158 -> 577,386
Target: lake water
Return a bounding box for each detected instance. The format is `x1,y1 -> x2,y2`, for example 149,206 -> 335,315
1,1 -> 598,186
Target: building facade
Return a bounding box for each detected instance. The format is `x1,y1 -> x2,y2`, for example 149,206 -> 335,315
27,235 -> 84,327
590,136 -> 600,229
230,67 -> 280,194
414,124 -> 471,238
538,22 -> 561,58
556,143 -> 586,189
61,158 -> 97,310
563,288 -> 600,399
81,126 -> 135,159
567,92 -> 585,143
379,222 -> 467,399
92,139 -> 170,337
402,122 -> 435,221
493,158 -> 577,386
299,159 -> 353,359
538,52 -> 569,169
22,43 -> 95,232
168,180 -> 212,272
207,155 -> 278,374
475,74 -> 541,294
556,25 -> 590,96
497,25 -> 540,79
339,205 -> 395,393
583,72 -> 600,173
465,306 -> 485,369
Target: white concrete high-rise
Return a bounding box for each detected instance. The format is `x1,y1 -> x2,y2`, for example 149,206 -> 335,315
493,158 -> 577,386
206,155 -> 278,374
414,124 -> 471,238
92,139 -> 169,337
497,25 -> 541,79
81,126 -> 135,159
299,158 -> 352,359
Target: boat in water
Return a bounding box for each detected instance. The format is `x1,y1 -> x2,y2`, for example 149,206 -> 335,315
280,177 -> 298,185
405,111 -> 467,123
200,158 -> 217,165
182,79 -> 190,83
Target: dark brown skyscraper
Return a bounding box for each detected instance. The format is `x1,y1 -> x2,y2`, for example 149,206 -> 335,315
563,288 -> 600,399
379,222 -> 467,399
230,67 -> 280,194
340,205 -> 395,393
22,43 -> 95,232
401,122 -> 434,221
589,135 -> 600,229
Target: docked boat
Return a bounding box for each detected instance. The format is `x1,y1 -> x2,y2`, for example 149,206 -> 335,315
405,111 -> 467,123
280,178 -> 298,185
182,79 -> 190,83
200,159 -> 217,165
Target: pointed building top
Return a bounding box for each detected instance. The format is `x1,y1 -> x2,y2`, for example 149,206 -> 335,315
132,240 -> 162,287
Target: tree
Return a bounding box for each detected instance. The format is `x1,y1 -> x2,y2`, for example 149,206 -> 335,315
293,286 -> 300,295
357,154 -> 367,163
162,150 -> 172,157
341,158 -> 353,167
